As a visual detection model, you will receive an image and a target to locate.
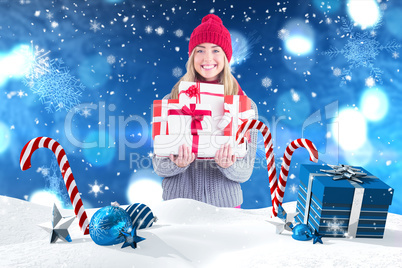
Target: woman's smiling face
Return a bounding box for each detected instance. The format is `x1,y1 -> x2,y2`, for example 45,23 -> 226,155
193,43 -> 225,81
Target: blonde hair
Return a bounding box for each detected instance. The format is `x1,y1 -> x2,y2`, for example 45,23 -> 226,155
170,49 -> 239,99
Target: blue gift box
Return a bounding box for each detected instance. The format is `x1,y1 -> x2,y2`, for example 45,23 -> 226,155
295,164 -> 394,238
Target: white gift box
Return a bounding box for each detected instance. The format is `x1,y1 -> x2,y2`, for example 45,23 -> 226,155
178,81 -> 225,136
153,134 -> 248,158
167,103 -> 213,135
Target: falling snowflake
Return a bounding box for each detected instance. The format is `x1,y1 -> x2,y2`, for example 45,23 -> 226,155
290,89 -> 300,102
392,51 -> 399,59
89,20 -> 101,32
24,56 -> 84,113
145,25 -> 153,34
172,67 -> 183,78
155,26 -> 164,36
261,77 -> 272,88
88,180 -> 104,198
174,29 -> 184,38
322,17 -> 401,86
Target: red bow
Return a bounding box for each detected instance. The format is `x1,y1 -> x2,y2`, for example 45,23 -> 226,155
168,104 -> 211,135
181,83 -> 200,103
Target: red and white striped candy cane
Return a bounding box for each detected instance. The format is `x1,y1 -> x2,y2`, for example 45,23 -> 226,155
236,119 -> 278,212
20,137 -> 89,235
276,138 -> 318,211
236,120 -> 319,217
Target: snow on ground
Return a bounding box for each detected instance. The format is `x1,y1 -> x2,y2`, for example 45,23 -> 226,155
1,195 -> 401,267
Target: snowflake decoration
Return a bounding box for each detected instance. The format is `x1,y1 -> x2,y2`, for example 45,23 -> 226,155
174,29 -> 183,38
24,44 -> 51,81
38,158 -> 70,207
90,20 -> 101,32
89,208 -> 111,241
172,67 -> 183,78
288,183 -> 298,194
322,17 -> 401,86
24,56 -> 84,113
261,77 -> 272,88
46,12 -> 54,20
155,26 -> 164,36
145,25 -> 153,34
325,217 -> 346,236
88,180 -> 104,198
107,55 -> 116,64
80,107 -> 92,118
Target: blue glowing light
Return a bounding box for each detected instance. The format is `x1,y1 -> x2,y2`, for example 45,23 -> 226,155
332,108 -> 367,151
360,88 -> 389,121
347,0 -> 380,28
344,141 -> 373,166
282,19 -> 315,56
285,36 -> 314,56
30,190 -> 63,208
0,122 -> 11,153
0,44 -> 33,86
127,170 -> 162,207
127,179 -> 162,205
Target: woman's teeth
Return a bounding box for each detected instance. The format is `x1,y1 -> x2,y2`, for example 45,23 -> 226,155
202,65 -> 215,70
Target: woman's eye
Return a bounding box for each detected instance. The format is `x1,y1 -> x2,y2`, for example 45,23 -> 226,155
197,50 -> 204,53
214,50 -> 220,53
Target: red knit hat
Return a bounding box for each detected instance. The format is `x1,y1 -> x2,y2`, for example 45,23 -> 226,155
188,14 -> 232,62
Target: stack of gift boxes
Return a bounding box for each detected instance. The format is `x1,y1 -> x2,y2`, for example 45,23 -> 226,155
295,164 -> 394,239
152,81 -> 255,158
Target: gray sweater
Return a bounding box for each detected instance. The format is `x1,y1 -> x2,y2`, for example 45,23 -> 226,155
152,94 -> 258,207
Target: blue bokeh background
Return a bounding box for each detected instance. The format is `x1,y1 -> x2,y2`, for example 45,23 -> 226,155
1,0 -> 401,214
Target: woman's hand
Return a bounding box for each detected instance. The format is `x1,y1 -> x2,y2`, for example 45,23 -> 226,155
214,143 -> 236,168
169,144 -> 196,168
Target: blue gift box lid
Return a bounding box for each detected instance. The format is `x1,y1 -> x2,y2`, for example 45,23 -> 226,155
300,164 -> 394,206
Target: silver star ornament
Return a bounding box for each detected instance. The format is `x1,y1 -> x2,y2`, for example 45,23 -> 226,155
39,204 -> 75,243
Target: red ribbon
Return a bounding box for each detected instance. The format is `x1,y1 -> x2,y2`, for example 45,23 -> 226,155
192,135 -> 199,155
180,82 -> 201,103
168,104 -> 211,135
179,82 -> 225,103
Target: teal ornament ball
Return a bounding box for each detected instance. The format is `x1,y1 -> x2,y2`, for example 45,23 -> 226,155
292,224 -> 314,241
89,206 -> 132,246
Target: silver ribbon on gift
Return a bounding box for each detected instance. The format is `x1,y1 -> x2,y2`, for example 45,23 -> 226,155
319,164 -> 367,183
303,164 -> 376,238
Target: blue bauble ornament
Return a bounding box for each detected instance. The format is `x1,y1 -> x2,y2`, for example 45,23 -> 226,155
125,203 -> 157,229
89,206 -> 132,246
292,224 -> 314,241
